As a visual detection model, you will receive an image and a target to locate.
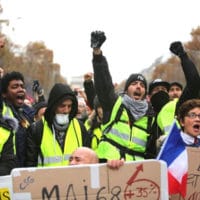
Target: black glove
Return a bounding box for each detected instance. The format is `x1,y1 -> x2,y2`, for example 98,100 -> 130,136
169,41 -> 186,56
91,31 -> 106,48
32,80 -> 39,91
32,80 -> 43,95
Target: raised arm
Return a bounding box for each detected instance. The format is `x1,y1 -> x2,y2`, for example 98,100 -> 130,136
91,31 -> 117,114
170,41 -> 200,111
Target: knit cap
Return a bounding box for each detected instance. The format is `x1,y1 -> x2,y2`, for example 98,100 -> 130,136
124,73 -> 147,92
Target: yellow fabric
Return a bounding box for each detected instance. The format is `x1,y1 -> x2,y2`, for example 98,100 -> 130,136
39,118 -> 82,167
2,103 -> 16,154
2,103 -> 14,117
0,127 -> 11,153
84,119 -> 102,150
96,97 -> 151,161
157,98 -> 179,135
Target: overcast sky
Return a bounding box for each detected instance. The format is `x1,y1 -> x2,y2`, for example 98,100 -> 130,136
1,0 -> 200,83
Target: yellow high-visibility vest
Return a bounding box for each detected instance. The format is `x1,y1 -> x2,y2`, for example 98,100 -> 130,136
38,118 -> 82,167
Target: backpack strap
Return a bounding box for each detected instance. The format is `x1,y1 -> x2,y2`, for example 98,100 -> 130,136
103,104 -> 125,134
102,135 -> 145,159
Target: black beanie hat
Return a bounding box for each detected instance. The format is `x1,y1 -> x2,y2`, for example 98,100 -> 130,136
124,73 -> 147,91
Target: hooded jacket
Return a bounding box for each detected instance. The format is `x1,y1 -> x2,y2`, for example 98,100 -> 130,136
45,83 -> 78,126
25,83 -> 91,167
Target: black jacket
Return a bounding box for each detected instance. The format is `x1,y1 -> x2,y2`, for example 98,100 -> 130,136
3,102 -> 35,167
92,53 -> 118,124
83,79 -> 96,110
149,52 -> 200,158
175,53 -> 200,113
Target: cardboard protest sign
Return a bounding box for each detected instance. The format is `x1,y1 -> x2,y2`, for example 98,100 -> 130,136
0,175 -> 13,200
11,160 -> 168,200
171,147 -> 200,200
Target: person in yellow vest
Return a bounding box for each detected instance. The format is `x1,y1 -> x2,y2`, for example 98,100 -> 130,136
84,96 -> 103,150
149,41 -> 200,157
0,114 -> 18,175
25,83 -> 91,167
145,79 -> 171,158
82,72 -> 103,150
157,41 -> 200,136
90,31 -> 154,162
1,71 -> 35,167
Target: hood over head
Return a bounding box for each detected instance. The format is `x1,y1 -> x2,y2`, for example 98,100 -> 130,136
44,83 -> 78,126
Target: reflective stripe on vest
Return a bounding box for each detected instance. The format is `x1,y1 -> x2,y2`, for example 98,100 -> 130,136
97,97 -> 149,161
38,154 -> 70,165
39,118 -> 82,167
108,126 -> 147,147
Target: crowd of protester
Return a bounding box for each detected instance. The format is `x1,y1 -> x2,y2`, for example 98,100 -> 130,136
0,31 -> 200,197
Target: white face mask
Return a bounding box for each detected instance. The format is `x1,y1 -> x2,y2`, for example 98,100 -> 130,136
55,114 -> 69,125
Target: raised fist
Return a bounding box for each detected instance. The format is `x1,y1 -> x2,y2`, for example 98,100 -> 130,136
32,80 -> 39,92
32,80 -> 43,95
90,31 -> 106,48
169,41 -> 185,56
84,72 -> 93,81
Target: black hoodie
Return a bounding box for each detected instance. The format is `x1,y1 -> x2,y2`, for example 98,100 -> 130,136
25,83 -> 91,167
44,83 -> 78,127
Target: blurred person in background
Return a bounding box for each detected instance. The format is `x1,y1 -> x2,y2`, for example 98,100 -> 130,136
168,81 -> 183,100
76,96 -> 90,123
31,80 -> 47,121
82,72 -> 103,150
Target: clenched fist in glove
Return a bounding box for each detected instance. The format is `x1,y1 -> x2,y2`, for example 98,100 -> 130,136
32,80 -> 43,96
169,41 -> 186,57
91,31 -> 106,49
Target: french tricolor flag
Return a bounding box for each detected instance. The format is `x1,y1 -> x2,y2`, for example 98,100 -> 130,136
157,121 -> 188,197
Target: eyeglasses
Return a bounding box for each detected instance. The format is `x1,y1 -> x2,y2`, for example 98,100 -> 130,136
186,112 -> 200,120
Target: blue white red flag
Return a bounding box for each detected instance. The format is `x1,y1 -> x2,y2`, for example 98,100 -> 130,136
157,121 -> 188,197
